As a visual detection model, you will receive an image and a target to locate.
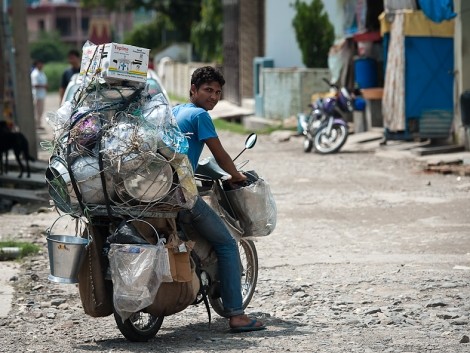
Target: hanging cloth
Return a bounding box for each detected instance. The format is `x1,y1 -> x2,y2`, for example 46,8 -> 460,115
382,12 -> 405,131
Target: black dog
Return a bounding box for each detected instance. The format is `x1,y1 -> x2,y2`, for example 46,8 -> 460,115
0,121 -> 35,178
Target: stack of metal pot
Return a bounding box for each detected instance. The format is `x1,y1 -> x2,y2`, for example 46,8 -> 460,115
45,71 -> 197,218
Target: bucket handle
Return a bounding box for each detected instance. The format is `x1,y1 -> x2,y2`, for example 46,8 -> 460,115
125,218 -> 162,244
46,215 -> 90,241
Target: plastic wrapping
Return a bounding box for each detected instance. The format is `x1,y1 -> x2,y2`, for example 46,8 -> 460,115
108,241 -> 172,322
225,175 -> 277,237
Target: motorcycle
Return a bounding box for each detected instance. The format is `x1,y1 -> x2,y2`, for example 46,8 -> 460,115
299,78 -> 353,154
50,133 -> 272,342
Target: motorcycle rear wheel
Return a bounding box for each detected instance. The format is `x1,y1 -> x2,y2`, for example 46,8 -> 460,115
314,123 -> 348,154
209,238 -> 258,318
113,309 -> 164,342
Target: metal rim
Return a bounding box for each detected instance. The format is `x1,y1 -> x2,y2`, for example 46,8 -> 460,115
314,124 -> 348,154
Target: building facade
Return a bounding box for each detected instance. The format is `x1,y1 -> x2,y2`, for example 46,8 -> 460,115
24,0 -> 133,49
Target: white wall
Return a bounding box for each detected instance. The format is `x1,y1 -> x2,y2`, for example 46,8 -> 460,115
265,0 -> 343,68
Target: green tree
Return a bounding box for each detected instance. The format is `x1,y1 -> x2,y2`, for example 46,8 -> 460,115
29,31 -> 69,63
191,0 -> 223,63
123,15 -> 175,51
82,0 -> 201,43
292,0 -> 334,68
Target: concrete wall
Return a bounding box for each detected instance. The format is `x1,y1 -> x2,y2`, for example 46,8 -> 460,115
262,67 -> 330,120
161,62 -> 330,120
160,61 -> 211,100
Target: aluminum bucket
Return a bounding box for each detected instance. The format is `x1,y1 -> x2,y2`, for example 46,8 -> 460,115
46,233 -> 88,284
47,234 -> 88,284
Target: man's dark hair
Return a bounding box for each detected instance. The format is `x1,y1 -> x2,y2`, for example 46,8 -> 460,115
68,49 -> 80,58
190,66 -> 225,96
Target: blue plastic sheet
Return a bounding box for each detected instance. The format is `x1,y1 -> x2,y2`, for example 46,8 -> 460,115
418,0 -> 457,23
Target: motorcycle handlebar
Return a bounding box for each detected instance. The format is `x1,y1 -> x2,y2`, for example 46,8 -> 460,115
322,77 -> 339,90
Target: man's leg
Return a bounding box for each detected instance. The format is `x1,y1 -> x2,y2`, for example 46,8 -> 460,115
182,196 -> 244,316
179,196 -> 265,331
35,99 -> 45,128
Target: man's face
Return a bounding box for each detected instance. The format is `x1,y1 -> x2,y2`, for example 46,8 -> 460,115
68,55 -> 81,68
191,81 -> 222,111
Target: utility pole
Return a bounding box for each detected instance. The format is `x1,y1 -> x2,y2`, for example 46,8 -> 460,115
0,0 -> 5,122
11,0 -> 37,158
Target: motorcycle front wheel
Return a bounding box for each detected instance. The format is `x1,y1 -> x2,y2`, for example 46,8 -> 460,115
209,238 -> 259,317
303,137 -> 313,153
113,309 -> 164,342
314,123 -> 348,154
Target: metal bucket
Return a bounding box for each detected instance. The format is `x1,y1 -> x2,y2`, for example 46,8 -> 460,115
47,234 -> 88,284
46,217 -> 89,284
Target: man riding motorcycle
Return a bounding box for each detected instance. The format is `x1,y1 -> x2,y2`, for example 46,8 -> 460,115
172,66 -> 266,333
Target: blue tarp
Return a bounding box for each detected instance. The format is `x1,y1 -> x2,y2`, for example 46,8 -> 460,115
404,36 -> 453,118
418,0 -> 457,23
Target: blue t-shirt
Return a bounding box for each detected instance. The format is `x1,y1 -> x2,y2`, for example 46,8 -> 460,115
172,103 -> 218,171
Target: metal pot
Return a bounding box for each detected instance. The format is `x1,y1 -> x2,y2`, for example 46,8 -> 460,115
45,156 -> 79,214
71,156 -> 115,204
115,156 -> 173,204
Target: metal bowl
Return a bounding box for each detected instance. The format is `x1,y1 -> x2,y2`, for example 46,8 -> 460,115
45,156 -> 79,214
119,152 -> 150,173
115,156 -> 173,204
71,156 -> 115,204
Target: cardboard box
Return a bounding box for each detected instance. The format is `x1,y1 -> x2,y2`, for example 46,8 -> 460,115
167,249 -> 192,282
80,42 -> 149,83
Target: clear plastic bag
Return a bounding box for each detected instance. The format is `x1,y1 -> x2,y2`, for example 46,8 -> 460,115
225,174 -> 277,237
108,240 -> 172,322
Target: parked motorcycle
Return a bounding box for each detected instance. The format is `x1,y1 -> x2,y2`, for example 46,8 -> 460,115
299,78 -> 353,154
48,133 -> 275,342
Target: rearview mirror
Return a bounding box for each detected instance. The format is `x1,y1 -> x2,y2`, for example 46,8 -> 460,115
233,133 -> 258,162
245,133 -> 257,150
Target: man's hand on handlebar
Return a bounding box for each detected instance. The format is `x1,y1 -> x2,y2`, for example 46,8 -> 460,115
223,172 -> 247,191
229,171 -> 247,183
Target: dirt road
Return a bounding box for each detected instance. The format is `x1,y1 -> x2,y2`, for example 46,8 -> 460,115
0,127 -> 469,352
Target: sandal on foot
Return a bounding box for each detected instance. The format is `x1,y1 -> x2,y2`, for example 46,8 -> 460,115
229,320 -> 266,333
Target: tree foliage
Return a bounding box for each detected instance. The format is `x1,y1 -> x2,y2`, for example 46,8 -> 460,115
291,0 -> 334,68
81,0 -> 201,43
191,0 -> 223,63
123,15 -> 175,51
83,0 -> 223,63
29,31 -> 69,63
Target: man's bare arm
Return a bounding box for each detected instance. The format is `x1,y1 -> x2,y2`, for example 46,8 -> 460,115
205,137 -> 246,182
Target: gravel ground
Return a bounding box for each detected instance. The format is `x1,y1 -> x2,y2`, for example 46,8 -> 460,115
0,130 -> 469,353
